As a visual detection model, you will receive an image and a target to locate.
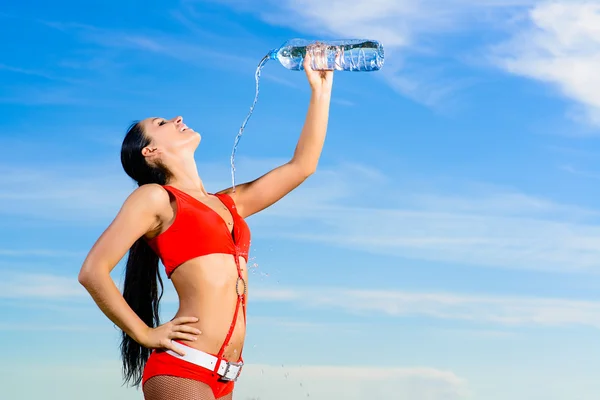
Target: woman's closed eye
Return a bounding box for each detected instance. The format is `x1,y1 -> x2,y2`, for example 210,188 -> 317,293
158,120 -> 167,126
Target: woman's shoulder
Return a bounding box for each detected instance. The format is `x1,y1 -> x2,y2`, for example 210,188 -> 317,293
124,183 -> 172,211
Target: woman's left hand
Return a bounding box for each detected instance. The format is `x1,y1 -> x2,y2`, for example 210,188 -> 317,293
303,43 -> 335,94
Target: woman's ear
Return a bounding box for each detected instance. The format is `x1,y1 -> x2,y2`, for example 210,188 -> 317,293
141,146 -> 158,158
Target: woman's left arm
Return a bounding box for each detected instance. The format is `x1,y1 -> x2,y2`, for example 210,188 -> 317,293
220,51 -> 334,218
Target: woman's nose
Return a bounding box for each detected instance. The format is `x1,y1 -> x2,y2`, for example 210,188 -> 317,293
171,116 -> 183,125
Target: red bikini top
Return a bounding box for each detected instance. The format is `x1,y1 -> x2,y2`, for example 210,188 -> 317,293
147,185 -> 251,278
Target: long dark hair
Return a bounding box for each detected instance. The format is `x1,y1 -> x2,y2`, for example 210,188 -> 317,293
119,121 -> 172,387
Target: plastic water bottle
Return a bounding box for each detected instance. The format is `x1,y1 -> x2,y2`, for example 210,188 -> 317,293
269,39 -> 384,72
229,38 -> 384,192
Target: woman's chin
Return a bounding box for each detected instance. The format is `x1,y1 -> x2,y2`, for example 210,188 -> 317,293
186,130 -> 201,144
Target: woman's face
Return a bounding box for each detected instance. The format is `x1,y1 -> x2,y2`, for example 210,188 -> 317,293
140,116 -> 200,160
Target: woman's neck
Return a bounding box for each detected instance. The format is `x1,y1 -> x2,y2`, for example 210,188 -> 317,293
165,155 -> 207,195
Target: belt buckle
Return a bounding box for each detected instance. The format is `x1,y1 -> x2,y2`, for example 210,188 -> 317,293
220,360 -> 244,382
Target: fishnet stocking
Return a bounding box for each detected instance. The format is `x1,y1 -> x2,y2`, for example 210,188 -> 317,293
216,393 -> 233,400
143,376 -> 218,400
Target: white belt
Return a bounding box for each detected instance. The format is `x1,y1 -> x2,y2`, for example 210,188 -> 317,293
166,341 -> 243,382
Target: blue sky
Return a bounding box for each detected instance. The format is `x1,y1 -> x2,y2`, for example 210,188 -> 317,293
2,0 -> 600,399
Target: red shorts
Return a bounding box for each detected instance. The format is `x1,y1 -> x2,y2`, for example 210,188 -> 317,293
142,345 -> 235,398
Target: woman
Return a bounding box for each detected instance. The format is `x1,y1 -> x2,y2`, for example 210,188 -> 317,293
78,50 -> 333,400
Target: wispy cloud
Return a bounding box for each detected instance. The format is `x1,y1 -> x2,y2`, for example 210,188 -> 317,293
490,1 -> 600,128
0,249 -> 84,257
214,0 -> 538,107
7,157 -> 600,273
0,13 -> 277,108
239,363 -> 469,400
0,272 -> 85,299
440,327 -> 517,339
270,208 -> 600,273
0,361 -> 134,400
560,164 -> 600,180
331,98 -> 356,107
0,323 -> 100,332
546,144 -> 600,159
0,85 -> 91,106
252,285 -> 600,329
214,0 -> 600,123
215,0 -> 538,47
0,63 -> 85,84
247,316 -> 363,334
0,156 -> 252,224
37,16 -> 262,73
84,31 -> 257,69
0,360 -> 468,400
0,163 -> 134,222
0,158 -> 343,223
9,268 -> 600,329
251,163 -> 600,274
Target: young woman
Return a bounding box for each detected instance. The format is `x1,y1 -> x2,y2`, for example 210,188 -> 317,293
78,50 -> 334,400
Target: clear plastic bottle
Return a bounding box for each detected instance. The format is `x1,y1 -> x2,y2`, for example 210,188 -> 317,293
269,39 -> 384,72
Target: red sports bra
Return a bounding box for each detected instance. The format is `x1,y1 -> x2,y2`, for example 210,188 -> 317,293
147,185 -> 251,278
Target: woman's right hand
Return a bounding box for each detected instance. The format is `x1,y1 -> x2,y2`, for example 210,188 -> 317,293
139,316 -> 202,356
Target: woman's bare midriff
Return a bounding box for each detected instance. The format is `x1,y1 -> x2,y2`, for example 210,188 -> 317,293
169,253 -> 248,363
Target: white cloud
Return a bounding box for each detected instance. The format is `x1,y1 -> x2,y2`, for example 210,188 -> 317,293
0,362 -> 137,400
253,165 -> 600,273
491,1 -> 600,126
10,155 -> 600,274
0,163 -> 133,222
237,364 -> 469,400
0,85 -> 91,106
0,323 -> 99,332
0,156 -> 291,224
0,63 -> 84,84
0,160 -> 209,223
560,164 -> 600,180
0,361 -> 468,400
38,17 -> 263,73
6,156 -> 600,273
217,0 -> 537,47
7,267 -> 600,329
243,316 -> 364,335
0,272 -> 85,299
252,285 -> 600,329
0,249 -> 84,257
0,158 -> 346,223
214,0 -> 600,121
213,0 -> 538,106
275,209 -> 600,273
